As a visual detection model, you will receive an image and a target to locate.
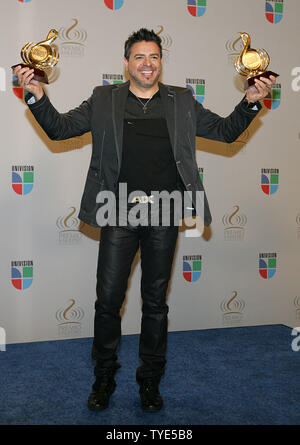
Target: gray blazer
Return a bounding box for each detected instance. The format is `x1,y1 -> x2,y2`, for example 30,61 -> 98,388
28,81 -> 261,226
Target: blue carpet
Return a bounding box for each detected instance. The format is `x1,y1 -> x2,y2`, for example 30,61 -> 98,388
0,324 -> 299,425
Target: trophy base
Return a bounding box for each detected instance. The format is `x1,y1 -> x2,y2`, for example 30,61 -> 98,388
11,63 -> 49,84
244,71 -> 279,90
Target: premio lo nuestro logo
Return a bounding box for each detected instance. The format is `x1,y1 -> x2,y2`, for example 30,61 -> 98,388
265,0 -> 283,24
186,79 -> 205,104
18,0 -> 31,3
156,26 -> 172,62
220,291 -> 245,326
56,207 -> 82,245
294,296 -> 300,322
187,0 -> 207,17
296,214 -> 300,239
12,166 -> 34,195
11,260 -> 33,290
102,74 -> 124,86
225,35 -> 244,65
263,83 -> 281,110
259,253 -> 277,279
183,255 -> 202,282
261,168 -> 279,195
104,0 -> 124,10
56,299 -> 84,338
222,205 -> 247,241
58,19 -> 87,57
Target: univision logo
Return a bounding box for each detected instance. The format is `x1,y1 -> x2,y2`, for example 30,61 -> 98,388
261,168 -> 279,195
183,255 -> 202,282
263,83 -> 281,110
198,167 -> 203,183
104,0 -> 124,10
12,166 -> 34,195
102,74 -> 124,86
11,260 -> 33,290
187,0 -> 207,17
186,79 -> 205,104
265,0 -> 284,24
12,73 -> 24,100
18,0 -> 32,3
259,253 -> 277,279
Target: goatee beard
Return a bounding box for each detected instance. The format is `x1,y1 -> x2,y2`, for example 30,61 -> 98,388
128,70 -> 160,89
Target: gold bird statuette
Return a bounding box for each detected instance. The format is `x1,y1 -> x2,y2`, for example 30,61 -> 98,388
234,32 -> 278,89
12,29 -> 59,84
21,29 -> 59,70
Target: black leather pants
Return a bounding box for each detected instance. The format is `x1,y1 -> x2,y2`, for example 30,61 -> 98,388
93,222 -> 179,381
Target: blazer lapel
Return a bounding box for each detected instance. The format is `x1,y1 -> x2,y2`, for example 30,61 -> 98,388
112,81 -> 129,168
159,82 -> 177,157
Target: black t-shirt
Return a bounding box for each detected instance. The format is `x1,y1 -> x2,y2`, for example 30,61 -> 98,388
117,90 -> 178,197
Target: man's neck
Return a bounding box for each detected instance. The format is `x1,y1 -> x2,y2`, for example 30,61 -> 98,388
129,82 -> 159,99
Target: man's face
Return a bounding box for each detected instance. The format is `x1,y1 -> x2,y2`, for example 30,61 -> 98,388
124,41 -> 162,90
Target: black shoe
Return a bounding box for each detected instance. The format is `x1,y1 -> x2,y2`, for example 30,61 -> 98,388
88,375 -> 116,411
139,378 -> 163,412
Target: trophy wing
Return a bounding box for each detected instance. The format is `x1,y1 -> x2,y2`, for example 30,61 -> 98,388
21,42 -> 33,64
47,46 -> 59,67
257,49 -> 270,71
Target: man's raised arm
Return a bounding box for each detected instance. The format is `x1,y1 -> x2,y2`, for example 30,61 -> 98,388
13,65 -> 92,140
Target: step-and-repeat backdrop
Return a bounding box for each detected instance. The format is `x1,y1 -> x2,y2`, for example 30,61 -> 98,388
1,0 -> 299,344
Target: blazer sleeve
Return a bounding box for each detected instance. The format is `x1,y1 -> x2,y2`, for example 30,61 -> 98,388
194,96 -> 262,143
27,90 -> 93,140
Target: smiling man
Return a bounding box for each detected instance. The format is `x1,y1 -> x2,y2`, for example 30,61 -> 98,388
14,28 -> 275,413
124,39 -> 162,92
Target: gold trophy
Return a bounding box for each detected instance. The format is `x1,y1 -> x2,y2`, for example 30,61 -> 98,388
234,32 -> 278,90
12,29 -> 59,84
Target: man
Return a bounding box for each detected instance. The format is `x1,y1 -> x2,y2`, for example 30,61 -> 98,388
14,28 -> 275,413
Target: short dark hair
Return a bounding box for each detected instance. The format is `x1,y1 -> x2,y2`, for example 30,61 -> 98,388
124,28 -> 162,60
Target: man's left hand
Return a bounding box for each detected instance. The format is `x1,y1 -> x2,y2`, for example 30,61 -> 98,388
246,75 -> 277,103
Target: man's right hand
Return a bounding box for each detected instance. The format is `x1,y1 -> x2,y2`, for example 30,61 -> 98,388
13,65 -> 44,101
